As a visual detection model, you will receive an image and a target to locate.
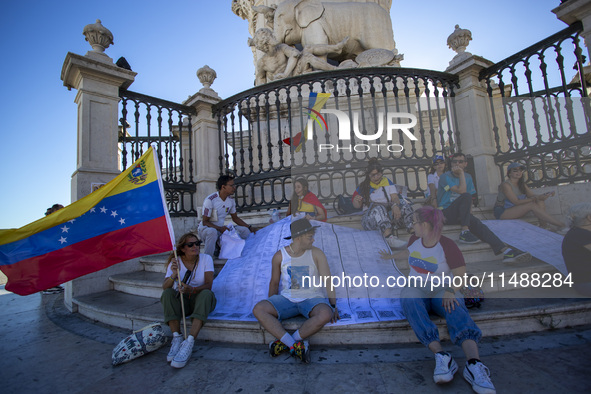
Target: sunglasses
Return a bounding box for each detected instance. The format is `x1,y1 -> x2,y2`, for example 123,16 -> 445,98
183,241 -> 201,248
451,159 -> 465,164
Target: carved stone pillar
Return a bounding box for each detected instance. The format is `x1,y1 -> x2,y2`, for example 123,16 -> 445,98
61,20 -> 136,202
185,67 -> 222,213
446,24 -> 500,205
60,20 -> 136,311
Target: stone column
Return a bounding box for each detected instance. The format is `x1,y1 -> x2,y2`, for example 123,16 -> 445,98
445,26 -> 501,206
60,20 -> 136,311
61,20 -> 136,201
184,66 -> 223,213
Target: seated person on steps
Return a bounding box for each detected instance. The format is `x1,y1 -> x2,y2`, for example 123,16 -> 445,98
437,152 -> 531,264
161,233 -> 216,369
198,174 -> 257,257
381,206 -> 496,394
352,158 -> 413,250
494,162 -> 566,233
286,177 -> 327,222
562,202 -> 591,296
253,218 -> 339,363
425,155 -> 446,209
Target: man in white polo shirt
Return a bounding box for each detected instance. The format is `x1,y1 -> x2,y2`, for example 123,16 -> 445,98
198,174 -> 257,257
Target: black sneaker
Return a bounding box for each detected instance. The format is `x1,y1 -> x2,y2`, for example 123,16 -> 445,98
503,248 -> 531,264
268,340 -> 289,358
459,230 -> 481,244
291,340 -> 310,363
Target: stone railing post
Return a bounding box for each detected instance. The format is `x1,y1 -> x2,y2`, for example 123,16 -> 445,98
60,20 -> 136,311
184,65 -> 222,215
445,25 -> 501,206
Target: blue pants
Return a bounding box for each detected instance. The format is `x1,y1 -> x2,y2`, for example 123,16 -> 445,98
401,286 -> 482,347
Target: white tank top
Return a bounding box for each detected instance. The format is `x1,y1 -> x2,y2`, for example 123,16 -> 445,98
279,247 -> 326,302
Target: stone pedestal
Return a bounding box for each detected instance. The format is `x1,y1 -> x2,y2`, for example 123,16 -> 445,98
60,47 -> 136,311
446,55 -> 500,205
61,52 -> 136,201
184,86 -> 223,214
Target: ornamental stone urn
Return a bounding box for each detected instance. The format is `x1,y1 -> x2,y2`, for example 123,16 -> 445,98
447,24 -> 473,65
83,19 -> 114,54
197,65 -> 217,89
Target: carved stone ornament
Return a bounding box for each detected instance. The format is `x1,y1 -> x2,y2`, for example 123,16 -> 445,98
355,48 -> 396,67
197,65 -> 217,88
83,19 -> 114,53
447,24 -> 472,55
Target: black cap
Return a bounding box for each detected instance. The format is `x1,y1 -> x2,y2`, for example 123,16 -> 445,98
284,218 -> 320,239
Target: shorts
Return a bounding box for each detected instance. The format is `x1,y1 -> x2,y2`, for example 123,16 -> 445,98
493,205 -> 505,219
267,295 -> 331,320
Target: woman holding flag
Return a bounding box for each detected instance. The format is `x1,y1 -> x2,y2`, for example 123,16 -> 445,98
286,177 -> 327,222
161,233 -> 217,368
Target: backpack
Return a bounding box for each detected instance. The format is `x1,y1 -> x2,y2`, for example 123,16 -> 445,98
460,285 -> 485,309
333,194 -> 362,215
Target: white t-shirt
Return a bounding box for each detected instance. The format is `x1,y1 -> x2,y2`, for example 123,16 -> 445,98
407,234 -> 465,281
425,173 -> 440,198
202,192 -> 236,227
165,253 -> 214,290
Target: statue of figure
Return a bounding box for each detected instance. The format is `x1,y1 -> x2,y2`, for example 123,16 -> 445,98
249,28 -> 348,85
252,0 -> 397,63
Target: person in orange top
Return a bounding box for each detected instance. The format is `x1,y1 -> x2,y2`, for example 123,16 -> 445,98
286,178 -> 327,222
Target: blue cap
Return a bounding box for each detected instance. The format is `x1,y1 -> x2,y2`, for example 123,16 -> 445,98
432,155 -> 444,163
507,162 -> 525,171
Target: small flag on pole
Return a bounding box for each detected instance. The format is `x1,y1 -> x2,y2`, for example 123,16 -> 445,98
282,92 -> 331,152
0,147 -> 176,296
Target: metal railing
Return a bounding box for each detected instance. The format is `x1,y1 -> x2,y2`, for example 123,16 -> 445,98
213,67 -> 460,212
479,21 -> 591,187
119,89 -> 198,216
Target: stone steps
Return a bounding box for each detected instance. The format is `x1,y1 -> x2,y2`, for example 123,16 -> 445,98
111,253 -> 559,301
73,208 -> 584,345
73,289 -> 591,345
137,253 -> 226,274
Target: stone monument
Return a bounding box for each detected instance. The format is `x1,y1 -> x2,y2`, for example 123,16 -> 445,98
233,0 -> 403,85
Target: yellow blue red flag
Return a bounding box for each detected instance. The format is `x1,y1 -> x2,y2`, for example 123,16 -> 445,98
0,147 -> 175,295
282,92 -> 331,152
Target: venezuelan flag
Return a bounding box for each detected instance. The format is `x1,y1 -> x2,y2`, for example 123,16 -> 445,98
282,92 -> 331,152
0,147 -> 175,296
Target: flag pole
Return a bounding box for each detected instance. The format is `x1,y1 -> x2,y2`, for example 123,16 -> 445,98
173,250 -> 188,340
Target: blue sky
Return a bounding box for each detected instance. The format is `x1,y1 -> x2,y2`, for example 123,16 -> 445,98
0,0 -> 569,229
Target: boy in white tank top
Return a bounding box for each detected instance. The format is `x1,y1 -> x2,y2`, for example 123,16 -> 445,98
252,219 -> 339,363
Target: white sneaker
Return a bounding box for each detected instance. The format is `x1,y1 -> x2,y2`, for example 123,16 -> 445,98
166,334 -> 184,362
463,361 -> 496,394
386,235 -> 407,250
171,337 -> 194,368
433,352 -> 458,384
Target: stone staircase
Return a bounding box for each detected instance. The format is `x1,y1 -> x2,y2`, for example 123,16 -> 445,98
72,207 -> 591,345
